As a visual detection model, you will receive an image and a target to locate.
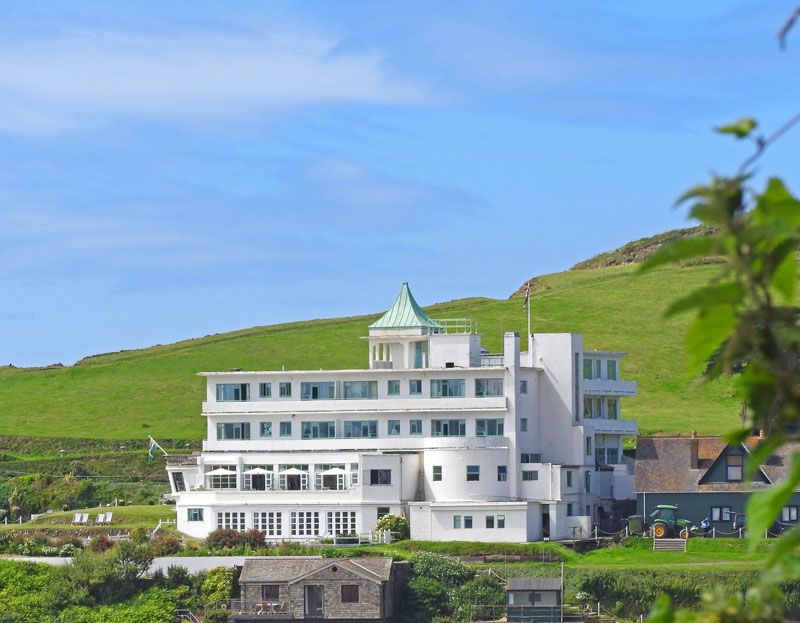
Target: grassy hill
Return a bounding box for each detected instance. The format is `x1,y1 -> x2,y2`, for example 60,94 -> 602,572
0,262 -> 739,440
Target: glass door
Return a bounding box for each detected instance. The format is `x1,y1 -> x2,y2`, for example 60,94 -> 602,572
304,585 -> 324,617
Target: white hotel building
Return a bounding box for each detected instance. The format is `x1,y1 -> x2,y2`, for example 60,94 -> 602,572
167,284 -> 637,542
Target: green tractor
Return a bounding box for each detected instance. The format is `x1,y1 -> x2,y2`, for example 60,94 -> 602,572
650,505 -> 692,539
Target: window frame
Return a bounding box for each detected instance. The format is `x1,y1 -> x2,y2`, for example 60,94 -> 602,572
259,382 -> 272,398
497,465 -> 508,482
726,453 -> 743,482
187,508 -> 204,522
410,419 -> 423,435
409,379 -> 422,395
432,466 -> 442,482
279,382 -> 292,398
387,380 -> 401,396
279,421 -> 292,437
341,585 -> 360,604
466,465 -> 480,482
369,469 -> 392,486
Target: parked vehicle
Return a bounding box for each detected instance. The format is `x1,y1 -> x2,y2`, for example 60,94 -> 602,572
731,512 -> 746,532
650,505 -> 693,539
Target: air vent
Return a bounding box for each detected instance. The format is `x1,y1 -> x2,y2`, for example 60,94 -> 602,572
445,362 -> 455,368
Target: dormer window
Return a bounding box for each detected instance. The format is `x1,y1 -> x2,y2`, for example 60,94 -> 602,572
726,453 -> 743,481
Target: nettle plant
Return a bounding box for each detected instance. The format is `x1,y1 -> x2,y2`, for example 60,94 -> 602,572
642,118 -> 800,622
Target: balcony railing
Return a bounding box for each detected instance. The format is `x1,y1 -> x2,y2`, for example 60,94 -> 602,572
230,599 -> 292,618
582,379 -> 637,396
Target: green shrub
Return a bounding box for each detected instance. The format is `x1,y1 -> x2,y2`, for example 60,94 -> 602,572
240,528 -> 265,548
151,531 -> 181,556
406,576 -> 449,621
206,528 -> 241,550
411,552 -> 474,589
375,514 -> 410,541
201,567 -> 237,603
451,574 -> 505,621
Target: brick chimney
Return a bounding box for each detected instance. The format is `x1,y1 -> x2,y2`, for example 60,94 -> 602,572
690,430 -> 699,469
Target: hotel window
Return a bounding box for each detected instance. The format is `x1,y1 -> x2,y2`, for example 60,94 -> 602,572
497,514 -> 506,528
216,422 -> 250,440
433,466 -> 442,481
522,470 -> 538,481
453,515 -> 461,529
254,512 -> 282,536
388,420 -> 401,436
466,465 -> 480,481
216,512 -> 246,531
711,507 -> 732,522
521,453 -> 540,464
279,382 -> 292,398
279,421 -> 292,437
216,383 -> 249,402
327,511 -> 357,535
259,382 -> 272,398
567,503 -> 574,517
475,378 -> 503,397
409,379 -> 422,395
595,359 -> 602,378
430,379 -> 465,398
486,515 -> 495,529
301,421 -> 335,439
410,419 -> 423,435
260,422 -> 272,438
388,380 -> 400,396
464,516 -> 473,529
301,382 -> 335,400
187,508 -> 203,522
584,471 -> 591,493
343,381 -> 377,399
497,465 -> 508,482
476,418 -> 504,436
726,453 -> 743,481
343,420 -> 378,438
341,585 -> 360,604
586,436 -> 593,456
607,360 -> 617,380
782,506 -> 798,522
520,380 -> 528,394
521,418 -> 528,432
583,358 -> 593,379
431,419 -> 466,437
377,507 -> 390,519
607,399 -> 618,420
290,511 -> 319,536
370,469 -> 392,485
566,470 -> 573,487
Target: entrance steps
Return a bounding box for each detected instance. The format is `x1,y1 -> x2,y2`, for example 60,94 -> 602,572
653,538 -> 687,552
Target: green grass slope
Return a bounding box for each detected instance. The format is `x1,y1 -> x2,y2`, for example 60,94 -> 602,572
0,264 -> 738,440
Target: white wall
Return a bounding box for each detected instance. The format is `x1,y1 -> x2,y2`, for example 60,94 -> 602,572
410,503 -> 531,542
422,448 -> 511,502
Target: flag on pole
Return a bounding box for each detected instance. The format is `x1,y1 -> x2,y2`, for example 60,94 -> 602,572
147,436 -> 166,464
522,281 -> 530,310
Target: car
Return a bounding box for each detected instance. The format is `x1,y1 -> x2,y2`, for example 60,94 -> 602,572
731,513 -> 746,532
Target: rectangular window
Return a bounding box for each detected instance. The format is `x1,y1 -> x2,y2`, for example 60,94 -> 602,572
782,506 -> 798,522
567,503 -> 574,517
566,471 -> 573,487
290,511 -> 319,536
497,465 -> 508,482
520,380 -> 528,394
584,397 -> 594,419
216,511 -> 246,531
341,585 -> 360,604
388,420 -> 401,436
300,382 -> 335,400
466,465 -> 480,481
377,507 -> 390,519
430,379 -> 466,398
476,418 -> 504,436
475,378 -> 504,397
279,421 -> 292,437
727,454 -> 743,481
711,507 -> 732,522
262,585 -> 280,601
207,466 -> 237,489
301,421 -> 335,439
187,508 -> 203,522
521,453 -> 540,464
259,382 -> 272,398
388,380 -> 400,396
584,471 -> 591,493
327,511 -> 357,535
521,418 -> 528,432
342,381 -> 377,400
607,399 -> 618,420
172,472 -> 185,492
432,466 -> 442,482
607,360 -> 617,380
485,515 -> 495,529
431,419 -> 466,437
595,359 -> 602,379
497,514 -> 506,529
216,422 -> 251,441
586,436 -> 593,456
410,419 -> 423,435
522,470 -> 538,481
253,512 -> 282,536
279,382 -> 292,398
216,383 -> 249,402
409,379 -> 422,395
260,422 -> 272,438
343,420 -> 378,438
370,469 -> 392,485
464,515 -> 473,529
453,515 -> 461,529
583,358 -> 593,380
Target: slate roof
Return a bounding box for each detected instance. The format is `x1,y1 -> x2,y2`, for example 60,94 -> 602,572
369,283 -> 442,330
507,578 -> 562,591
239,557 -> 393,584
634,435 -> 800,494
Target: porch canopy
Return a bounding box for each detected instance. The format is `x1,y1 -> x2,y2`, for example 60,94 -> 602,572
206,467 -> 236,476
243,467 -> 272,475
319,467 -> 348,476
279,467 -> 307,475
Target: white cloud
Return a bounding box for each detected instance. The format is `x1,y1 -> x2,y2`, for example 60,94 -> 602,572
0,24 -> 435,133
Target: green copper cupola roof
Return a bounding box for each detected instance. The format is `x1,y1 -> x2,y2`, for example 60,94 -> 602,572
369,283 -> 442,330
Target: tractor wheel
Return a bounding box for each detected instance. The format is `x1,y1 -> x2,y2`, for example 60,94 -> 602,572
653,524 -> 667,538
679,528 -> 689,540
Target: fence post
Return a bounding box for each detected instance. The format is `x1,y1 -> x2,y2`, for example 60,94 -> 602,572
712,527 -> 715,538
765,529 -> 769,539
593,525 -> 598,540
739,528 -> 743,539
625,525 -> 629,538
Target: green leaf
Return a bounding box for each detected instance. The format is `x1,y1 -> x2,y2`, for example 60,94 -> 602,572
753,177 -> 800,229
664,282 -> 744,317
747,452 -> 800,550
725,428 -> 751,445
715,117 -> 758,139
639,236 -> 715,273
772,249 -> 798,303
745,434 -> 784,481
686,305 -> 736,376
646,594 -> 674,623
767,526 -> 800,570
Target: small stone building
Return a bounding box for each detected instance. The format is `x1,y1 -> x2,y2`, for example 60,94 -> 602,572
507,578 -> 562,622
232,557 -> 395,622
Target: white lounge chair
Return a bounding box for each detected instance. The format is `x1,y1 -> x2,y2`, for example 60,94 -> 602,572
95,513 -> 105,524
72,513 -> 81,524
103,512 -> 113,524
80,513 -> 89,524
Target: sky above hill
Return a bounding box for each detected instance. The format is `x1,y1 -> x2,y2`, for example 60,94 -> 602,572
1,1 -> 799,366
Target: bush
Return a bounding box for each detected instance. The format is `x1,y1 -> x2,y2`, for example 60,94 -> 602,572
201,567 -> 237,603
151,531 -> 181,556
203,609 -> 232,623
240,529 -> 265,548
451,574 -> 505,621
90,534 -> 114,553
411,552 -> 474,589
206,529 -> 241,550
406,576 -> 449,621
375,513 -> 410,541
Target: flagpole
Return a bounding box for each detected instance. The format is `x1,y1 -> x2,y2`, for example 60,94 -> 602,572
527,281 -> 531,340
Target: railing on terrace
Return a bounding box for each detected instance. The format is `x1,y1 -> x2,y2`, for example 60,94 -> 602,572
432,318 -> 477,334
230,599 -> 292,618
466,604 -> 588,623
166,454 -> 200,466
480,354 -> 504,367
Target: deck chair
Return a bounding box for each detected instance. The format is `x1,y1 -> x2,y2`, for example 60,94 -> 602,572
95,513 -> 105,524
72,513 -> 81,524
103,512 -> 113,524
80,513 -> 89,524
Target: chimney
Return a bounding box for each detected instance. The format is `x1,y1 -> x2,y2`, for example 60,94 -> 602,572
690,431 -> 699,469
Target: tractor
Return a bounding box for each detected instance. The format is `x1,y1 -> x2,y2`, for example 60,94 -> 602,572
650,504 -> 693,539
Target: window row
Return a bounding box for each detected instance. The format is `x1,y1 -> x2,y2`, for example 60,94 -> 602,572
209,510 -> 359,536
452,514 -> 506,529
203,466 -> 386,490
583,358 -> 618,381
582,397 -> 619,420
215,377 -> 505,402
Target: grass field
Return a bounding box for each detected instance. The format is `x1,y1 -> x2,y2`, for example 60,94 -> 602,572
1,504 -> 176,533
0,263 -> 740,440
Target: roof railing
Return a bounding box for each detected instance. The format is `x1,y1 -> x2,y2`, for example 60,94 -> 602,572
432,318 -> 477,334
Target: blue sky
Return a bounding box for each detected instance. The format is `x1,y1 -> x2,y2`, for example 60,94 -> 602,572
1,1 -> 798,366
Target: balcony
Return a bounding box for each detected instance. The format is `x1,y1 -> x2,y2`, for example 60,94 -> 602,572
584,418 -> 637,435
583,379 -> 637,396
203,433 -> 510,452
231,599 -> 292,620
